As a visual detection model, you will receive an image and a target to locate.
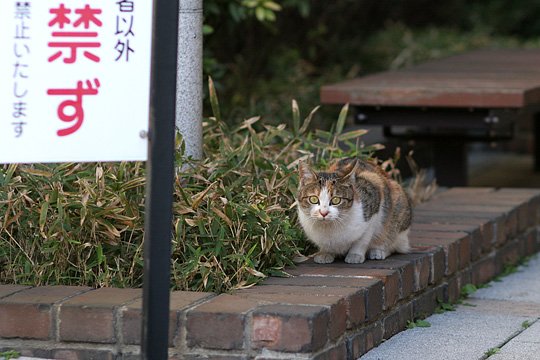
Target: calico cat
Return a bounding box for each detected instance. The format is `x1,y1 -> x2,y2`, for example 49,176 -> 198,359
296,158 -> 412,264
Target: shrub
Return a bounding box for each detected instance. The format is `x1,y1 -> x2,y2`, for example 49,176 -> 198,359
0,80 -> 380,293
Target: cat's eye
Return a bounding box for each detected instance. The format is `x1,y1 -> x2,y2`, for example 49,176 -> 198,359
308,196 -> 319,204
330,197 -> 342,205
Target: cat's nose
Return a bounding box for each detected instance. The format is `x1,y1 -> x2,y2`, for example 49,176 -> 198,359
319,209 -> 329,217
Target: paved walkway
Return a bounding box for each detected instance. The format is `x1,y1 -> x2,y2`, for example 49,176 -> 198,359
361,254 -> 540,360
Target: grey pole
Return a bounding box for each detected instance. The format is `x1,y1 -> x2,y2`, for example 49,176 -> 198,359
176,0 -> 203,160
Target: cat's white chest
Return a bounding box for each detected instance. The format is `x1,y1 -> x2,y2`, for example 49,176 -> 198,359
299,201 -> 378,255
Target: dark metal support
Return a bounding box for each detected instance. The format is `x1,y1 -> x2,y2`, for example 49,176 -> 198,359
355,106 -> 519,186
432,140 -> 468,187
141,0 -> 179,358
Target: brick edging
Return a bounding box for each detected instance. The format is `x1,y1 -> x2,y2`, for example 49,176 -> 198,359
1,187 -> 540,360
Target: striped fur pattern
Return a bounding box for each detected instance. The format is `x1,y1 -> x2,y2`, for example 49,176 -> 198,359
297,158 -> 412,264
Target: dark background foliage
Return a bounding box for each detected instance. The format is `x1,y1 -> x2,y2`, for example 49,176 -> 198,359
203,0 -> 540,123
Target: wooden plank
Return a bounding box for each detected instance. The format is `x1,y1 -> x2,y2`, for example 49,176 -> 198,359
321,49 -> 540,108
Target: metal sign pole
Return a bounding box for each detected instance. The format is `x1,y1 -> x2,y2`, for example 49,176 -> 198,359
141,0 -> 179,358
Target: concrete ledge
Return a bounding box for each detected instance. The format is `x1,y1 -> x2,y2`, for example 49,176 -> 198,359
1,187 -> 540,359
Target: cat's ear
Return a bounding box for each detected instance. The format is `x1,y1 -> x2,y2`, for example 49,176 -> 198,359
299,161 -> 317,184
341,159 -> 358,182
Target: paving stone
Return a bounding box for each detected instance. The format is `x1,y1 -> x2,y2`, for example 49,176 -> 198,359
362,254 -> 540,360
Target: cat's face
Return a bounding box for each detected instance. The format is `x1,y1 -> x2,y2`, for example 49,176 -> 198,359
297,163 -> 355,222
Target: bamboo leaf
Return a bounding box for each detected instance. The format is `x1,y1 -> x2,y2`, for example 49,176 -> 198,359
39,202 -> 49,233
191,181 -> 217,209
264,1 -> 282,11
213,207 -> 233,227
22,167 -> 53,178
291,99 -> 300,135
335,103 -> 349,136
337,128 -> 368,141
208,77 -> 222,123
299,106 -> 320,134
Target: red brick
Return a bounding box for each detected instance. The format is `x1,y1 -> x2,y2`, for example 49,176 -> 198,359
410,246 -> 445,285
347,332 -> 366,360
417,210 -> 497,253
121,291 -> 213,346
382,308 -> 401,340
398,301 -> 414,330
523,228 -> 539,255
238,292 -> 346,341
182,355 -> 248,360
458,269 -> 473,292
505,209 -> 519,240
415,212 -> 493,261
356,259 -> 415,300
365,280 -> 384,322
0,285 -> 31,299
446,277 -> 461,303
186,294 -> 257,350
364,321 -> 383,352
472,256 -> 496,285
53,349 -> 114,360
457,234 -> 471,270
495,240 -> 521,274
260,274 -> 384,325
238,285 -> 366,329
392,253 -> 430,293
411,232 -> 463,275
416,202 -> 511,215
313,343 -> 347,360
261,274 -> 385,323
411,222 -> 479,234
0,286 -> 90,340
287,264 -> 400,310
527,196 -> 540,227
262,274 -> 380,288
412,285 -> 445,319
517,202 -> 530,232
252,304 -> 329,353
59,288 -> 141,343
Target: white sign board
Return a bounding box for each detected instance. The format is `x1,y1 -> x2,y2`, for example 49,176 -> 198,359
0,0 -> 153,163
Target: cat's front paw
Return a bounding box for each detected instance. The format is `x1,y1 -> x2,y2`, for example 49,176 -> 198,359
314,252 -> 335,264
345,252 -> 365,264
367,248 -> 388,260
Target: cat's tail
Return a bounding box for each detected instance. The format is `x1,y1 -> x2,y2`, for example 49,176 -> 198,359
394,229 -> 411,254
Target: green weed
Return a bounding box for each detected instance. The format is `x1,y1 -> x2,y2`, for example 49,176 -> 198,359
406,319 -> 431,329
485,347 -> 500,357
435,298 -> 456,314
0,350 -> 20,360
